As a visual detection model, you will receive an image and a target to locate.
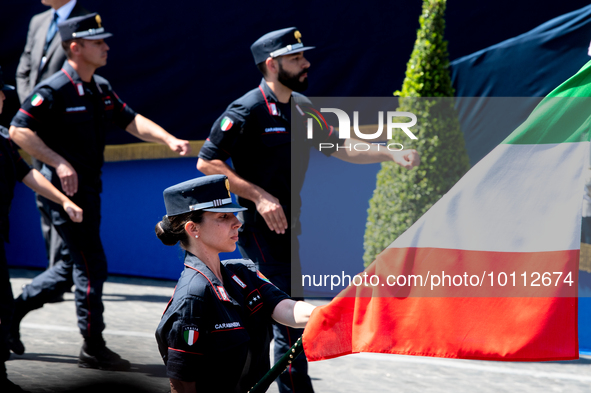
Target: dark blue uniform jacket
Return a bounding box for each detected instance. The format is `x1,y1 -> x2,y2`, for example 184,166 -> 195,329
0,126 -> 31,243
198,79 -> 342,231
11,61 -> 136,194
155,252 -> 290,392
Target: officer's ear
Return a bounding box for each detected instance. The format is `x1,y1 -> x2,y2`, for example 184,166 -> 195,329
265,57 -> 279,77
69,39 -> 85,57
184,221 -> 199,239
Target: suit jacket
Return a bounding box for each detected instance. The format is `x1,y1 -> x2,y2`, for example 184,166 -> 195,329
15,2 -> 89,103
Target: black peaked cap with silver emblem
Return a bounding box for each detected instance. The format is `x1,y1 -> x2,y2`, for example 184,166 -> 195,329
59,13 -> 113,41
163,175 -> 247,217
251,27 -> 315,65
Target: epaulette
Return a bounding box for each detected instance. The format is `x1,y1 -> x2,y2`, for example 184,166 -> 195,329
292,92 -> 312,106
93,74 -> 110,89
181,269 -> 212,298
222,258 -> 257,273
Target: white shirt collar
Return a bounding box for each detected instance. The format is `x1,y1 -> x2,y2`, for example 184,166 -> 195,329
53,0 -> 77,23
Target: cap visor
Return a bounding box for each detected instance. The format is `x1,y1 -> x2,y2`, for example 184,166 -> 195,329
82,32 -> 113,40
1,84 -> 15,91
280,46 -> 315,57
203,202 -> 248,213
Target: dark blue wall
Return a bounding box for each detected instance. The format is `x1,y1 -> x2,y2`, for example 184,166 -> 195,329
451,4 -> 591,165
5,158 -> 242,281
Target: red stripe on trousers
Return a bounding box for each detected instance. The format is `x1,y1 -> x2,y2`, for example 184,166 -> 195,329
80,251 -> 93,337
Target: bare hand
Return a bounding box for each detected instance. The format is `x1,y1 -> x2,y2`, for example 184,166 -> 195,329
392,149 -> 420,169
168,138 -> 191,156
56,161 -> 78,196
256,191 -> 288,234
63,201 -> 83,223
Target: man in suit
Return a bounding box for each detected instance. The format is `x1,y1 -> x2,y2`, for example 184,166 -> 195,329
16,0 -> 89,280
16,0 -> 89,102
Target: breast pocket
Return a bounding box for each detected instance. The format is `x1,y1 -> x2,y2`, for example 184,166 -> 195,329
60,110 -> 94,146
260,131 -> 291,148
207,321 -> 250,352
63,108 -> 92,126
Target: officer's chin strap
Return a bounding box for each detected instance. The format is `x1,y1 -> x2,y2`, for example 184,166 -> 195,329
248,336 -> 304,393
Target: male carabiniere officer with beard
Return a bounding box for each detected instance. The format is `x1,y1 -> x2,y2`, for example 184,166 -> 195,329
197,27 -> 420,392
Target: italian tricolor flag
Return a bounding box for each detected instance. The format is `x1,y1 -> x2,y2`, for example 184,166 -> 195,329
184,328 -> 199,346
31,93 -> 43,106
302,61 -> 591,362
221,117 -> 233,131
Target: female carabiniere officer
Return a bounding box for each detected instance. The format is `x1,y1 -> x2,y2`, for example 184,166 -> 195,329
155,175 -> 315,393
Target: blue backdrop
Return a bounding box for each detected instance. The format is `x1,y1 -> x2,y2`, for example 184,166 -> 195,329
451,4 -> 591,165
4,1 -> 591,353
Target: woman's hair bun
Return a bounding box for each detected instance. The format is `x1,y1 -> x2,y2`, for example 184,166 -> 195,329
155,216 -> 181,246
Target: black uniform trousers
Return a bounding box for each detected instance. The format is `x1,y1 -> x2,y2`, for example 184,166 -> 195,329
37,196 -> 69,269
21,191 -> 107,339
0,241 -> 14,378
237,226 -> 313,393
33,159 -> 69,270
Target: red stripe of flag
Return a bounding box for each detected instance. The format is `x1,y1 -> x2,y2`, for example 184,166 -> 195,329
303,247 -> 579,361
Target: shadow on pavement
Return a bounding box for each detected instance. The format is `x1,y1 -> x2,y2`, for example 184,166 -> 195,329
9,353 -> 167,378
8,268 -> 177,289
545,357 -> 591,365
132,363 -> 168,378
53,381 -> 163,393
101,294 -> 173,303
7,353 -> 78,365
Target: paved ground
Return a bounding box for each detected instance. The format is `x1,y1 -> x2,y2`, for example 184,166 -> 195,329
5,268 -> 591,392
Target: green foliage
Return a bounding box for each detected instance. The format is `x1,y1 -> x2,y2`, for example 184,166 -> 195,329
362,0 -> 471,267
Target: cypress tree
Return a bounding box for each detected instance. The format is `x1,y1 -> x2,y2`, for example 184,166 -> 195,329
363,0 -> 470,266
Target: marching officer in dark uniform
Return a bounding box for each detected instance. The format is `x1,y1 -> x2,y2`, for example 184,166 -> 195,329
8,13 -> 190,370
197,27 -> 420,392
16,0 -> 92,297
0,66 -> 83,392
155,175 -> 316,393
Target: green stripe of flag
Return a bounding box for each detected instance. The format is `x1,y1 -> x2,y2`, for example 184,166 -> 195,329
502,60 -> 591,145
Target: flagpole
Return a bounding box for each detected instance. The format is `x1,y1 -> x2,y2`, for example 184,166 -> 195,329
248,336 -> 305,393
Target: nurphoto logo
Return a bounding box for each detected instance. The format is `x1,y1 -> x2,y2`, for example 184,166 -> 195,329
303,107 -> 418,151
